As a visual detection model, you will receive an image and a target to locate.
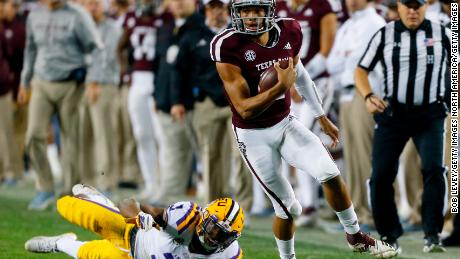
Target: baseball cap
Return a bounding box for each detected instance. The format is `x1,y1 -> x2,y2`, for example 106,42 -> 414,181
400,0 -> 426,5
203,0 -> 230,5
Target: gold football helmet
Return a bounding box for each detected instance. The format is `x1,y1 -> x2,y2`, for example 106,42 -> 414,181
196,198 -> 244,251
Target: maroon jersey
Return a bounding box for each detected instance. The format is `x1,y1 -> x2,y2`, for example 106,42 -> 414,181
210,18 -> 302,129
125,14 -> 159,71
0,24 -> 12,96
275,0 -> 334,65
121,10 -> 138,29
3,16 -> 26,98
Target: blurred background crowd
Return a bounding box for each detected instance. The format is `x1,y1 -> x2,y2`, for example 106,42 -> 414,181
0,0 -> 458,246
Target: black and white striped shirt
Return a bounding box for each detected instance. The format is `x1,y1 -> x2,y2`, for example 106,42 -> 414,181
359,19 -> 451,106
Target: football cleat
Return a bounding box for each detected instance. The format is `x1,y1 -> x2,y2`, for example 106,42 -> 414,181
381,236 -> 402,255
72,184 -> 119,212
423,235 -> 446,253
347,231 -> 398,258
25,233 -> 77,253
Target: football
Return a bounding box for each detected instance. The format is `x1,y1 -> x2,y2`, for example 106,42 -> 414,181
258,59 -> 290,92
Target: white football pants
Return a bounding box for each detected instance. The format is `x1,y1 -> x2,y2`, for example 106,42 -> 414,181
128,71 -> 159,190
233,115 -> 340,219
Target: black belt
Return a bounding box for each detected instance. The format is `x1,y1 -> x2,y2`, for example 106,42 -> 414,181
390,101 -> 444,113
129,227 -> 139,257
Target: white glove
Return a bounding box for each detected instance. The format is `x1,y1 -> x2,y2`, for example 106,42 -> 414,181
136,211 -> 155,231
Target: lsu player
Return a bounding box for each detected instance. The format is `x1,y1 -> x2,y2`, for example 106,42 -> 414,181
25,185 -> 244,258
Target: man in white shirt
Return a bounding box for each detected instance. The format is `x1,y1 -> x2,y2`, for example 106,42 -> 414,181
327,0 -> 385,232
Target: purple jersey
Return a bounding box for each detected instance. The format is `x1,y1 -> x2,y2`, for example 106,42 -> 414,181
210,18 -> 302,129
276,0 -> 334,65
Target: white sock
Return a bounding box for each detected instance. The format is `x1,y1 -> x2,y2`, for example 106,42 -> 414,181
56,237 -> 85,258
275,236 -> 296,259
335,205 -> 360,234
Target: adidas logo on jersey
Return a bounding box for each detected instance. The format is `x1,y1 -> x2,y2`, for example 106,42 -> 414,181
283,42 -> 292,50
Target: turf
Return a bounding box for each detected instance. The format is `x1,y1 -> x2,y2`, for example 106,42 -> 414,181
1,182 -> 460,259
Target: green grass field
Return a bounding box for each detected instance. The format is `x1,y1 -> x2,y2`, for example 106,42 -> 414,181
1,181 -> 460,259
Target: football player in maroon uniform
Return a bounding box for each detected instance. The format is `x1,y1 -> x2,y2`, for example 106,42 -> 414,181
210,0 -> 397,258
117,0 -> 164,199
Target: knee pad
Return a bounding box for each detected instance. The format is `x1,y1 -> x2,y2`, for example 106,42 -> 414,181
288,199 -> 302,217
272,198 -> 302,219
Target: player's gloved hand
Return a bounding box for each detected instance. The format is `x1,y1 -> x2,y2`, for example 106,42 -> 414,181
136,211 -> 155,231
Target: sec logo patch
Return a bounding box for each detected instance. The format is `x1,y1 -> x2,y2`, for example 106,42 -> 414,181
245,50 -> 256,61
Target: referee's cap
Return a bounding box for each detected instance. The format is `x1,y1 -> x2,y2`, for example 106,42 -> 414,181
399,0 -> 426,4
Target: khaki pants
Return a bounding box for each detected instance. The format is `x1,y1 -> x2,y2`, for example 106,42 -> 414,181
26,77 -> 83,193
0,92 -> 21,180
340,93 -> 374,225
116,85 -> 141,183
13,101 -> 28,175
193,98 -> 253,210
155,111 -> 196,204
81,85 -> 118,191
79,99 -> 94,186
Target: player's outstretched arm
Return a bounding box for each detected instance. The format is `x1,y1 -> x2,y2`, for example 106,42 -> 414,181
216,58 -> 296,120
119,198 -> 166,230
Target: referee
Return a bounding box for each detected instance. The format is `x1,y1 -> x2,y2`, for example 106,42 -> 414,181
355,0 -> 451,253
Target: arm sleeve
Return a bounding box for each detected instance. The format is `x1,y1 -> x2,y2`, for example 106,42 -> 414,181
20,15 -> 37,88
358,28 -> 385,72
295,62 -> 324,117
